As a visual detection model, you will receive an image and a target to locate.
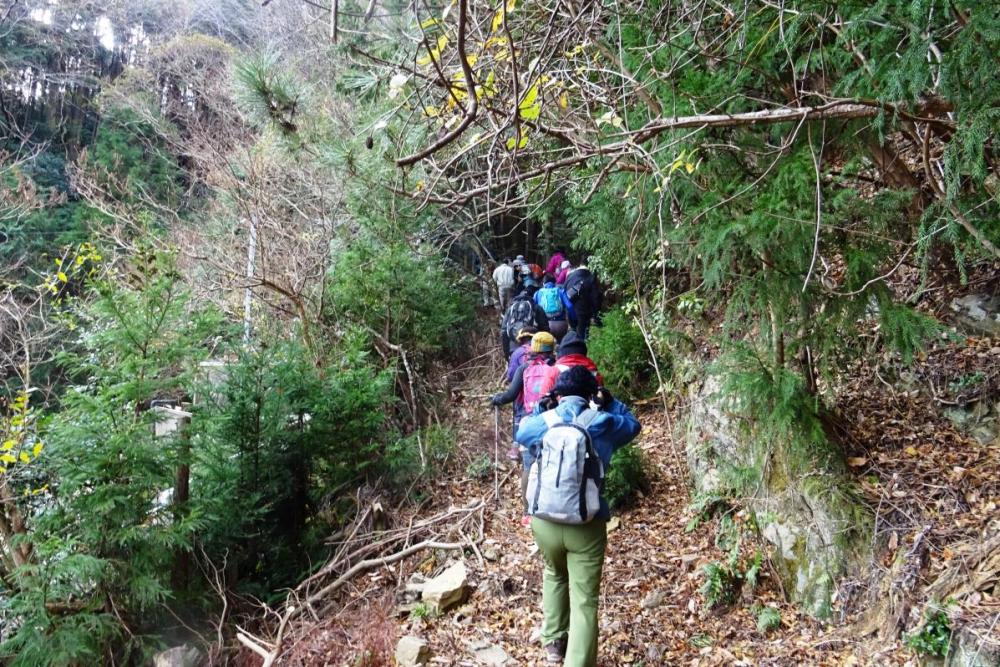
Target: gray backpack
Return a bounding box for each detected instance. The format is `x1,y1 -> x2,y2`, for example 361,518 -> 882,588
525,409 -> 604,524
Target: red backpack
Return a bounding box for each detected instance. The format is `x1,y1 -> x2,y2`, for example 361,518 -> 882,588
522,359 -> 560,412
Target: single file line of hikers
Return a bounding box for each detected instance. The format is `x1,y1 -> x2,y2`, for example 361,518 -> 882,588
487,248 -> 641,667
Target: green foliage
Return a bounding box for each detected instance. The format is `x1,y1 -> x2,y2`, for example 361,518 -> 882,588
603,445 -> 649,510
465,454 -> 493,480
203,335 -> 394,594
0,253 -> 222,664
380,425 -> 456,489
755,606 -> 781,634
688,632 -> 714,648
326,239 -> 476,361
700,561 -> 740,609
905,607 -> 953,658
586,308 -> 656,399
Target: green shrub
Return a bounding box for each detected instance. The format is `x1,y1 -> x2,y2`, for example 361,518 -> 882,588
465,454 -> 493,480
905,608 -> 952,658
700,561 -> 741,608
604,445 -> 650,509
202,335 -> 395,595
756,606 -> 781,633
326,240 -> 476,362
380,425 -> 456,488
586,308 -> 655,399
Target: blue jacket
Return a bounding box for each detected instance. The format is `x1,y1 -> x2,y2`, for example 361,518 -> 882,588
515,395 -> 641,520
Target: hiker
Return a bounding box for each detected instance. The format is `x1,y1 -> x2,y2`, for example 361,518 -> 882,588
562,264 -> 602,339
555,260 -> 572,285
527,261 -> 545,282
500,289 -> 549,358
554,331 -> 604,385
545,247 -> 568,277
493,258 -> 516,312
491,332 -> 558,461
534,275 -> 575,341
506,326 -> 538,381
516,365 -> 640,666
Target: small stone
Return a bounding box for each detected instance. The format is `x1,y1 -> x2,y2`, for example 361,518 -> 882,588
607,516 -> 621,533
153,645 -> 202,667
473,643 -> 509,665
679,554 -> 700,571
529,626 -> 542,643
482,544 -> 499,561
646,644 -> 663,661
395,635 -> 431,666
422,561 -> 468,613
642,588 -> 667,609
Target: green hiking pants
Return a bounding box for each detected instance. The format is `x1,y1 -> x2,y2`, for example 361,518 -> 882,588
531,517 -> 608,667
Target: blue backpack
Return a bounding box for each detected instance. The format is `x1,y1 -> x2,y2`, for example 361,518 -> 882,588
536,287 -> 565,319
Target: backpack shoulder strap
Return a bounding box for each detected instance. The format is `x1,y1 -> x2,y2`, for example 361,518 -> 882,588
541,410 -> 564,428
573,408 -> 600,429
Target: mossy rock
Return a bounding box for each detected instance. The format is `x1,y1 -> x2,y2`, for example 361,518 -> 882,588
685,375 -> 873,619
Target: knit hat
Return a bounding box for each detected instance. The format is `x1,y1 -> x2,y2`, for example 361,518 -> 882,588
531,331 -> 557,353
516,326 -> 539,343
560,260 -> 571,269
516,255 -> 525,262
558,331 -> 587,356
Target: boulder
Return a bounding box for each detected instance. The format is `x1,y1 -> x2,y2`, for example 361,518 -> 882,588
950,294 -> 1000,336
686,375 -> 872,619
395,635 -> 430,666
153,645 -> 202,667
421,561 -> 468,613
947,628 -> 1000,667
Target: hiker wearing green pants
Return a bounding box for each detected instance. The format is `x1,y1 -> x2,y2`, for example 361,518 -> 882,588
516,366 -> 641,665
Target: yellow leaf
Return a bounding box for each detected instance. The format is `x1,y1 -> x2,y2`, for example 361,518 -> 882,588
1,440 -> 14,451
19,452 -> 30,464
846,456 -> 867,467
558,91 -> 568,109
0,453 -> 15,464
518,82 -> 541,120
54,257 -> 62,266
685,161 -> 696,174
423,105 -> 440,117
33,442 -> 43,458
904,446 -> 919,456
0,467 -> 6,474
420,17 -> 439,29
57,271 -> 68,283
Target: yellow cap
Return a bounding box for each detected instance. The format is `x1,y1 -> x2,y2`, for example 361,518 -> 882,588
531,331 -> 557,353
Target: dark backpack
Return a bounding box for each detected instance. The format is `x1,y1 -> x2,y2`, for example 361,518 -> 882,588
563,268 -> 594,305
505,298 -> 537,341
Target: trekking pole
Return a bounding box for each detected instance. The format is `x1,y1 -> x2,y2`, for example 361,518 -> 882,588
493,405 -> 500,502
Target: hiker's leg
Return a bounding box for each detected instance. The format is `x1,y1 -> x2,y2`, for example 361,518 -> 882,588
563,520 -> 607,667
550,319 -> 568,341
575,311 -> 592,339
531,518 -> 569,645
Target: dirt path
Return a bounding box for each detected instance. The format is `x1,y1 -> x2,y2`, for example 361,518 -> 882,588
401,379 -> 894,667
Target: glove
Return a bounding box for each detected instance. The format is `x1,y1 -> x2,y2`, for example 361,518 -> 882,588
594,387 -> 613,409
538,393 -> 557,412
489,393 -> 503,406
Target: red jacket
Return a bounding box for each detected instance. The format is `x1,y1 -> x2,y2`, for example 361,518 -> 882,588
555,354 -> 604,386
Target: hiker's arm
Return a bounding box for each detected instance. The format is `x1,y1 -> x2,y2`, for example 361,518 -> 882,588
515,413 -> 545,446
493,365 -> 525,405
561,291 -> 577,324
600,399 -> 641,449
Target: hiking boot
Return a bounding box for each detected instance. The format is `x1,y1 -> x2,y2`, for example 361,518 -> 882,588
544,638 -> 567,663
507,445 -> 520,461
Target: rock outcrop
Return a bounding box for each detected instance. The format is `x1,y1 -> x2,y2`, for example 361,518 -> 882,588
687,376 -> 873,618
